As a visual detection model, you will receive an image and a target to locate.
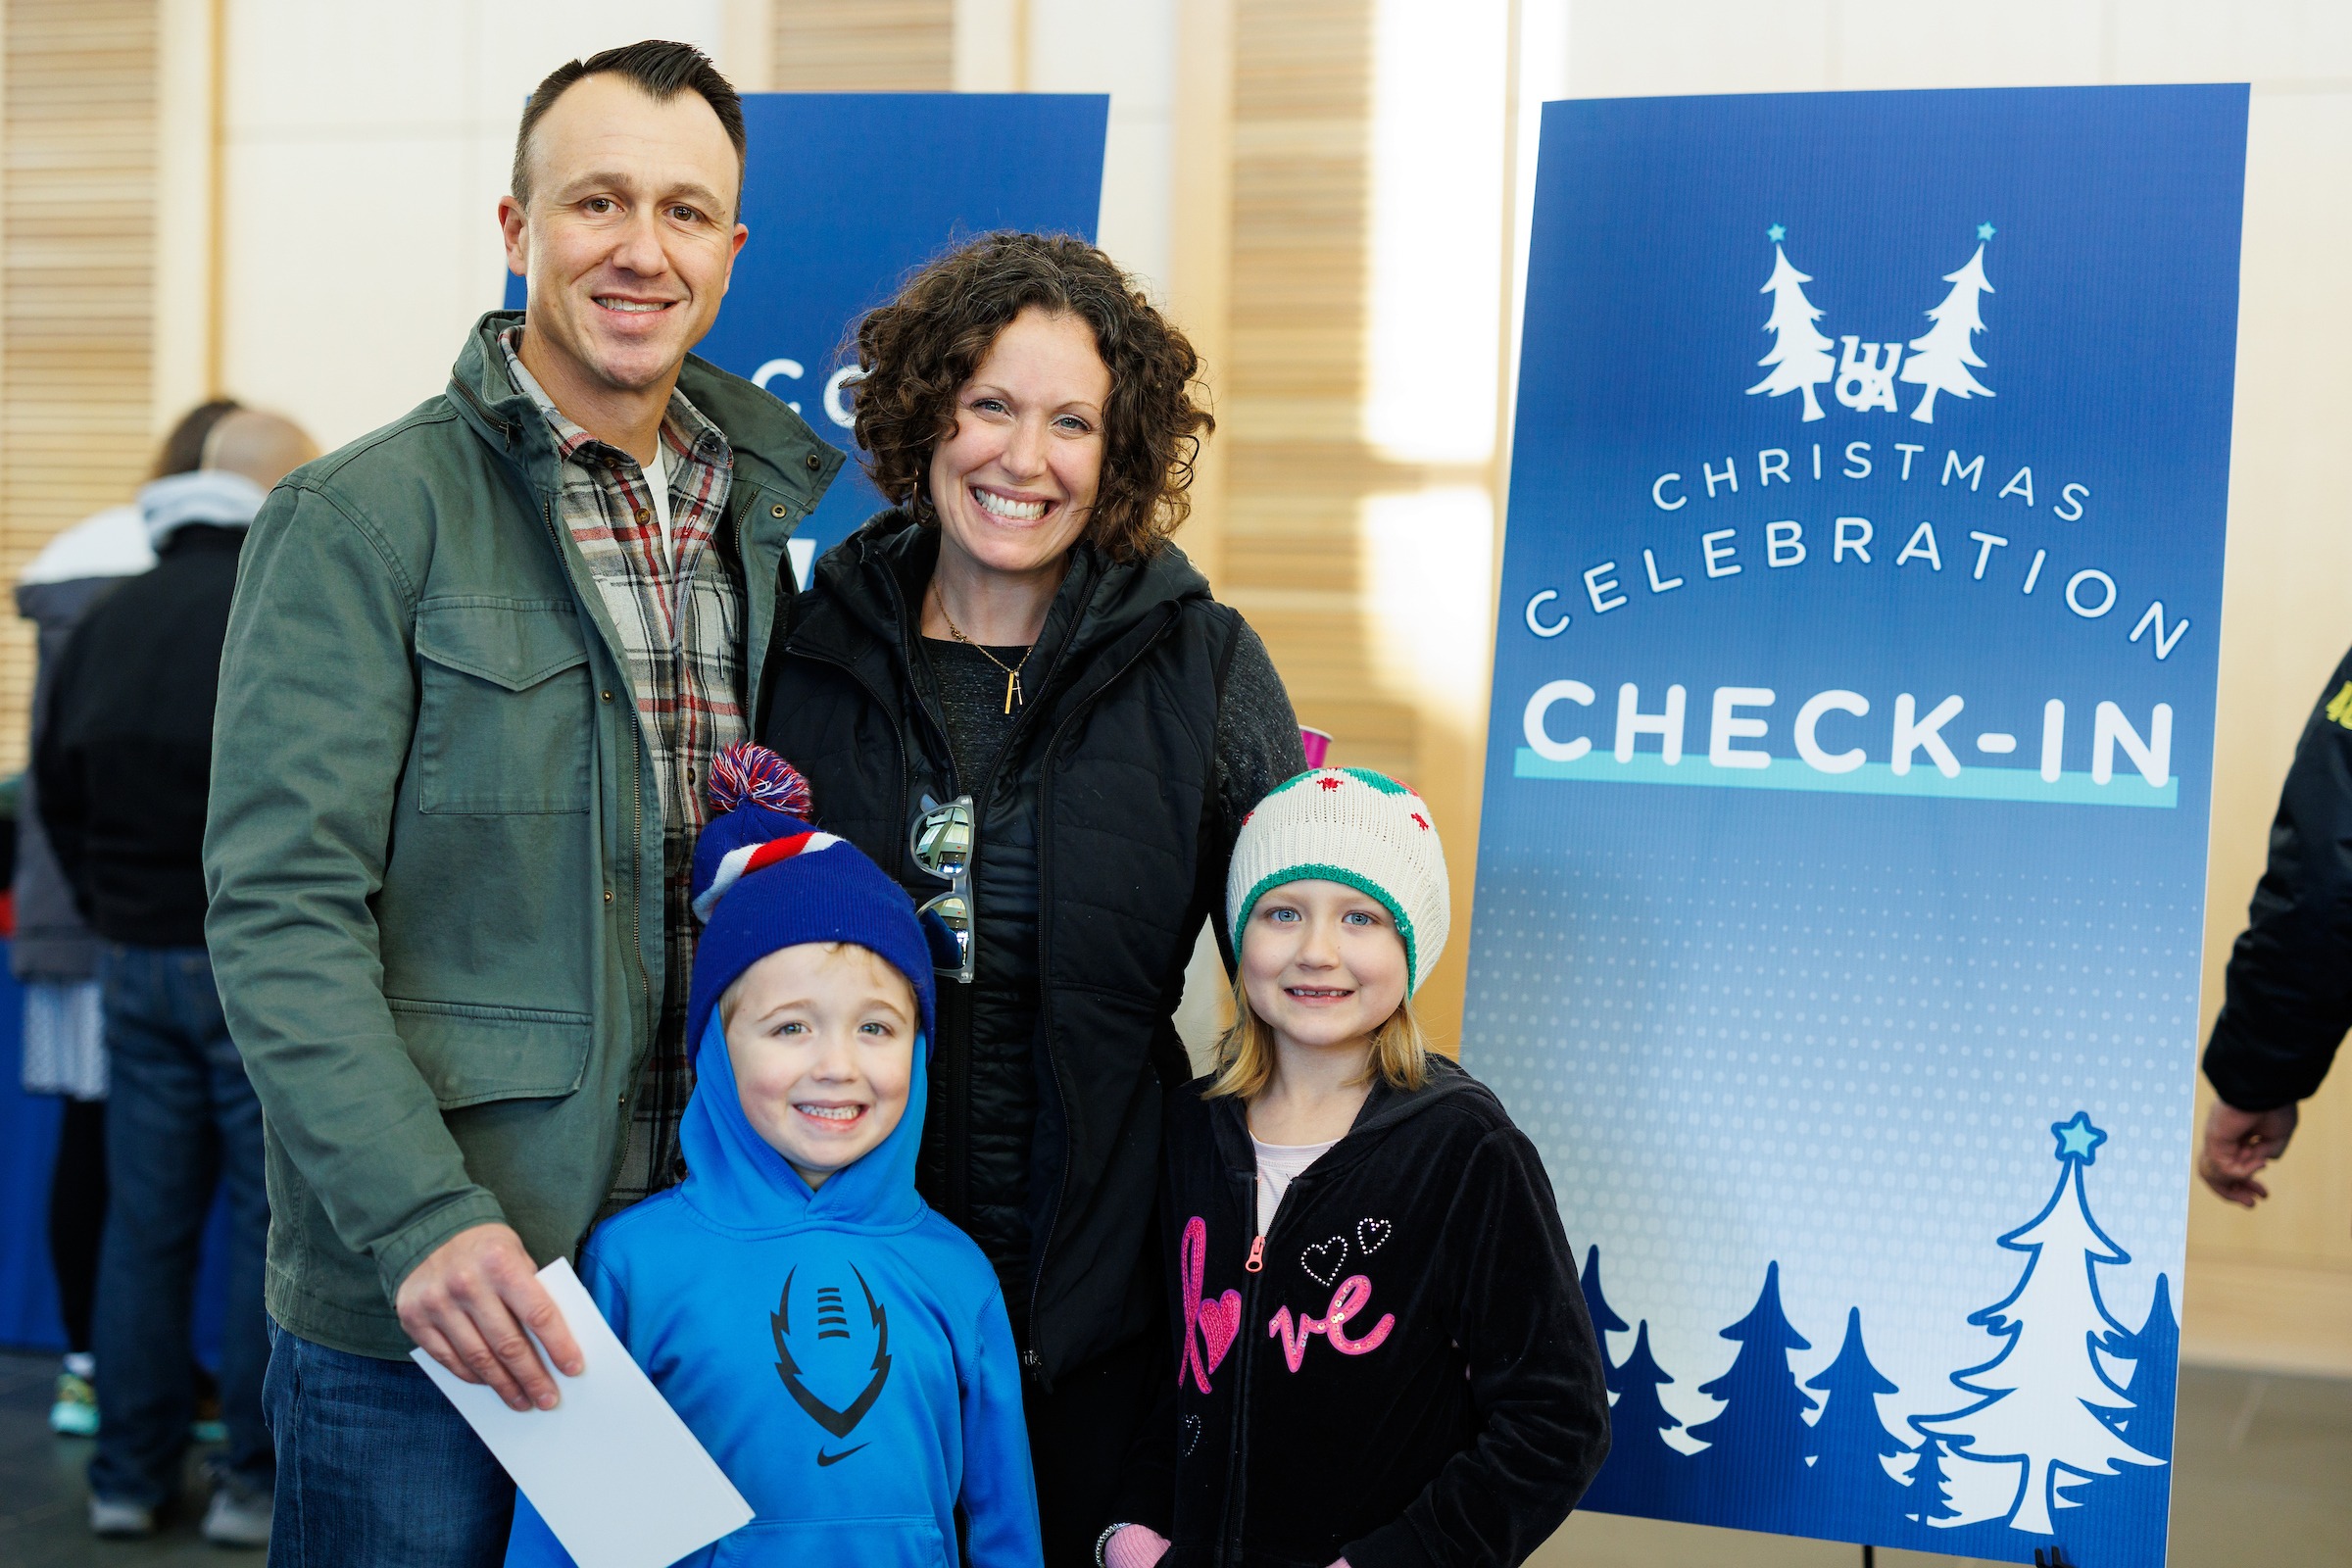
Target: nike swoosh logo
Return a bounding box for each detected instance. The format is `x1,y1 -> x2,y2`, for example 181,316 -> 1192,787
816,1443 -> 868,1467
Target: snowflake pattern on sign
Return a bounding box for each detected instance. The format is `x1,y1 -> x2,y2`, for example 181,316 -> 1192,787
1746,225 -> 1995,424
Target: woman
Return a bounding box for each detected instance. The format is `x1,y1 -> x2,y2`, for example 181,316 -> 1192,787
758,232 -> 1305,1564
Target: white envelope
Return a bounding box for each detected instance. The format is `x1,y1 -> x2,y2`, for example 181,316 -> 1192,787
413,1256 -> 755,1568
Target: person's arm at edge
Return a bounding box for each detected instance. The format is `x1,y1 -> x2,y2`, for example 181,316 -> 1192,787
2200,646 -> 2352,1203
958,1285 -> 1046,1566
1340,1126 -> 1611,1568
204,479 -> 576,1405
1214,617 -> 1311,847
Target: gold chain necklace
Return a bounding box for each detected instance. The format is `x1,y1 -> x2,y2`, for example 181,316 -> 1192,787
933,586 -> 1037,713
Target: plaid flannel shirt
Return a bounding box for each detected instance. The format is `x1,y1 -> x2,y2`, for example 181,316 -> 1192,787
501,330 -> 742,1215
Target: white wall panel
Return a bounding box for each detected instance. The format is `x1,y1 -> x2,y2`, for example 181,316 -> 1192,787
219,0 -> 733,450
1027,0 -> 1177,295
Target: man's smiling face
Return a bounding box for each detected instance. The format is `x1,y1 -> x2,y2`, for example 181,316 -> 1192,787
500,72 -> 747,401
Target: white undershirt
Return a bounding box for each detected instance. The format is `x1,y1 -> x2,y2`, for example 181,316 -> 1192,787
1251,1133 -> 1338,1236
644,440 -> 674,567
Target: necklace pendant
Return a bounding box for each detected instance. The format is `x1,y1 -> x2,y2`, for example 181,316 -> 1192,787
1004,670 -> 1023,714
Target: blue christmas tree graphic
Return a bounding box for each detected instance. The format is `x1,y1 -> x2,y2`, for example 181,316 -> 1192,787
1686,1260 -> 1817,1526
1579,1246 -> 1631,1393
1804,1307 -> 1915,1541
2083,1273 -> 2179,1547
1905,1433 -> 1965,1529
1578,1319 -> 1689,1518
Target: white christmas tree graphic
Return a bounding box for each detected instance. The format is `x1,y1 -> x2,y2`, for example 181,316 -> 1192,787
1899,225 -> 1996,423
1746,226 -> 1835,422
1912,1111 -> 2162,1536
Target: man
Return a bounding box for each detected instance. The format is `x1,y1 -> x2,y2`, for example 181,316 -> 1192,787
203,41 -> 840,1564
2201,644 -> 2352,1214
40,409 -> 317,1544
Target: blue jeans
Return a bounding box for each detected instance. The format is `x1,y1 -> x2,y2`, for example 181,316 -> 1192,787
264,1322 -> 514,1566
90,944 -> 272,1506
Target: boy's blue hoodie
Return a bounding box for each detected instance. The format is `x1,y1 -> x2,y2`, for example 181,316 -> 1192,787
505,1006 -> 1042,1567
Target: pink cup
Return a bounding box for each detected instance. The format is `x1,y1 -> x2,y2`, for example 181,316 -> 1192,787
1298,726 -> 1332,768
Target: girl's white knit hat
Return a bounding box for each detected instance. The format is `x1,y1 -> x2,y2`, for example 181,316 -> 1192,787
1225,767 -> 1450,993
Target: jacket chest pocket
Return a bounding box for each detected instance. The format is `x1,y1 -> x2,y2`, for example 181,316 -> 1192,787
414,601 -> 594,814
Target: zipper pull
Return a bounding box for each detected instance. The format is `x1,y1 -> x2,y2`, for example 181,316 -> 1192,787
1246,1236 -> 1265,1273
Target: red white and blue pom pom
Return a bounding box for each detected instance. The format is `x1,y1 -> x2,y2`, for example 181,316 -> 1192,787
708,742 -> 813,817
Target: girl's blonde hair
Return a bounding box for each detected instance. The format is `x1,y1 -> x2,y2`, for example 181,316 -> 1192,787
1202,971 -> 1430,1102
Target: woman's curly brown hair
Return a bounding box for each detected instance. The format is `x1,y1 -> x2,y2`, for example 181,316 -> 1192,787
851,231 -> 1213,563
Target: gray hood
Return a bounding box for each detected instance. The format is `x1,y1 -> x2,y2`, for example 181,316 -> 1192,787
139,470 -> 266,550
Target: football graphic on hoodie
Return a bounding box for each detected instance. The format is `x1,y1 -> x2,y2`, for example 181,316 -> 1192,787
771,1263 -> 894,1465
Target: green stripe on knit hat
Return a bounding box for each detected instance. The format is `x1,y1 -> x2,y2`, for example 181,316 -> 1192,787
1229,862 -> 1419,994
1340,768 -> 1410,795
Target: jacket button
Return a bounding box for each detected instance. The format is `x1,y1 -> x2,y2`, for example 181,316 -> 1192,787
633,507 -> 651,524
601,690 -> 612,702
604,890 -> 613,904
804,454 -> 821,471
771,503 -> 788,518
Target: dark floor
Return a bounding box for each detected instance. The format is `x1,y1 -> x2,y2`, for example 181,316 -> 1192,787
1,1352 -> 2345,1564
0,1353 -> 240,1566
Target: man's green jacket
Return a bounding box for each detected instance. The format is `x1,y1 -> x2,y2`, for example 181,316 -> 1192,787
203,312 -> 843,1358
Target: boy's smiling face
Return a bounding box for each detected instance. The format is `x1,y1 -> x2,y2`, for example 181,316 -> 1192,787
722,942 -> 916,1189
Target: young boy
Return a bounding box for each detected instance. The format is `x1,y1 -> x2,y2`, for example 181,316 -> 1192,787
505,746 -> 1042,1567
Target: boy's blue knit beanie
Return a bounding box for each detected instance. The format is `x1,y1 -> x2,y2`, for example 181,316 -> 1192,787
685,743 -> 940,1053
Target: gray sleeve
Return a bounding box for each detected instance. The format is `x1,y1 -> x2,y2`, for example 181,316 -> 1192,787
1213,616 -> 1310,853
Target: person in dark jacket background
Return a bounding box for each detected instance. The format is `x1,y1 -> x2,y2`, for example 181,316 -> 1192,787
38,409 -> 316,1545
2201,644 -> 2352,1212
760,231 -> 1306,1565
12,397 -> 237,1437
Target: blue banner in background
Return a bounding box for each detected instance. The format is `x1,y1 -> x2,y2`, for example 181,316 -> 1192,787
507,92 -> 1107,582
1463,87 -> 2247,1566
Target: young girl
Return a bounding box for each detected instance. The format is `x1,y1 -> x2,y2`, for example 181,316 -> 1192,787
1103,768 -> 1612,1568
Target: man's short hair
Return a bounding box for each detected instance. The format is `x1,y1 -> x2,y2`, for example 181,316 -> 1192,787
511,39 -> 747,210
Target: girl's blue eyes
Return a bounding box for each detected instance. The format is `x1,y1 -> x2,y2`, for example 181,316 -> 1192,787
1260,906 -> 1380,927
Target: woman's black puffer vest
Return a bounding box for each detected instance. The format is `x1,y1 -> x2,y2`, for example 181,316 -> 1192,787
758,513 -> 1245,1388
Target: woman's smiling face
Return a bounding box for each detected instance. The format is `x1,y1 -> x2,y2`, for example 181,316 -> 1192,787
925,306 -> 1110,581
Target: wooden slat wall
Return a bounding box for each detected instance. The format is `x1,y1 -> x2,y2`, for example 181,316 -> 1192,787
1224,0 -> 1396,772
0,1 -> 158,775
769,0 -> 952,91
1220,0 -> 1480,1043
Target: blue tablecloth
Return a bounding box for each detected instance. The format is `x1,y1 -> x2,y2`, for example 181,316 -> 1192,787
1,944 -> 230,1363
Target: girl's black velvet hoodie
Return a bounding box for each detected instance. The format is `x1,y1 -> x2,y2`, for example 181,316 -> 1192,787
1114,1055 -> 1611,1568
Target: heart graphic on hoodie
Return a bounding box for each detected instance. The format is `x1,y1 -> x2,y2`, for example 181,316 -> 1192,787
1199,1288 -> 1242,1372
1300,1237 -> 1349,1287
1356,1217 -> 1392,1254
